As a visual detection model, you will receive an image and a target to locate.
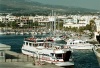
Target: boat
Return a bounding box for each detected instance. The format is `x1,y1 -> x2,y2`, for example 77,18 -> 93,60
45,36 -> 63,42
93,44 -> 100,66
65,39 -> 94,50
21,37 -> 74,66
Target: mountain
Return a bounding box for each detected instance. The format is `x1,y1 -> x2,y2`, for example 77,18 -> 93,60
0,0 -> 98,14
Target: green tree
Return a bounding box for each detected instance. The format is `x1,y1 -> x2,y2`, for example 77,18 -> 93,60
89,20 -> 96,32
58,22 -> 63,30
0,22 -> 5,27
11,22 -> 19,29
85,24 -> 91,31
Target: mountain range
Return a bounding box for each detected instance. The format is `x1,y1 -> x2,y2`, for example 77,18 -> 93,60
0,0 -> 98,14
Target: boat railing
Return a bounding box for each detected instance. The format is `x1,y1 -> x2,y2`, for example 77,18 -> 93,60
24,37 -> 36,41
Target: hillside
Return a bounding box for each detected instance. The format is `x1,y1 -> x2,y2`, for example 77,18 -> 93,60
0,0 -> 98,14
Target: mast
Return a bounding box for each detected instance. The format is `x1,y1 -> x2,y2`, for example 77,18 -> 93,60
53,12 -> 56,36
49,10 -> 56,36
50,10 -> 53,37
51,10 -> 54,36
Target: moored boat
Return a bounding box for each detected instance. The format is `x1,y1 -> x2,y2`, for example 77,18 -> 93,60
65,39 -> 94,50
46,36 -> 62,42
21,37 -> 74,66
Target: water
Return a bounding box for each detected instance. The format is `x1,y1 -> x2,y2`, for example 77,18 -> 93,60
73,50 -> 99,68
0,35 -> 30,53
0,35 -> 100,68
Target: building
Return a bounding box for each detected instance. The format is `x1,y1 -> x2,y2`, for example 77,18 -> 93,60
63,15 -> 99,28
95,19 -> 100,32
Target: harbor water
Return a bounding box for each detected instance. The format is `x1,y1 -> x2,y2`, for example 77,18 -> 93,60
0,35 -> 100,68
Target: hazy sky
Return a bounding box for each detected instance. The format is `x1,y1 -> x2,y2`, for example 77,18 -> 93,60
31,0 -> 100,10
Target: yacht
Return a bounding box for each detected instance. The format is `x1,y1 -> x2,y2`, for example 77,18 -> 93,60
21,37 -> 74,66
65,39 -> 94,50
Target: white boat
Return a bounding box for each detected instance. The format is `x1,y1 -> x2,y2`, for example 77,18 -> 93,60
46,36 -> 62,42
21,37 -> 74,66
65,39 -> 94,50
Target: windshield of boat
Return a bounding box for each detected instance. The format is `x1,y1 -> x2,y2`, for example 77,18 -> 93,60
51,53 -> 63,59
55,53 -> 63,59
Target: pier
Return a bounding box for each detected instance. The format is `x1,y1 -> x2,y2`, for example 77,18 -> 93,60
4,51 -> 74,68
5,51 -> 34,62
0,43 -> 74,68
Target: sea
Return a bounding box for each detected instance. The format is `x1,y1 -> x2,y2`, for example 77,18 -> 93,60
0,35 -> 100,68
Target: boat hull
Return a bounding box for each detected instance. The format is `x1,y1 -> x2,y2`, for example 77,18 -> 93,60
69,44 -> 94,50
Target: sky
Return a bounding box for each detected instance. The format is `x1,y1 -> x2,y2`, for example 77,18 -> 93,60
30,0 -> 100,10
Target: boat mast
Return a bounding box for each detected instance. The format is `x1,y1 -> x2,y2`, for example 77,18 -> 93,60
50,10 -> 56,36
51,10 -> 54,36
53,12 -> 56,36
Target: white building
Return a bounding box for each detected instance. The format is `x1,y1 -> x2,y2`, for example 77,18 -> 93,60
0,16 -> 5,22
95,19 -> 100,32
63,15 -> 99,28
6,14 -> 16,22
0,14 -> 16,23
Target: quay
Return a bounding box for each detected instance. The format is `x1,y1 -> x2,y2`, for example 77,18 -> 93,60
0,43 -> 11,62
5,51 -> 34,62
0,43 -> 74,68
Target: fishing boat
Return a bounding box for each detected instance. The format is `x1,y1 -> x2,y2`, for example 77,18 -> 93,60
21,37 -> 74,66
65,39 -> 94,50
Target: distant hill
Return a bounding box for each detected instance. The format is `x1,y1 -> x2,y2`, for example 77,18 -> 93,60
0,0 -> 98,14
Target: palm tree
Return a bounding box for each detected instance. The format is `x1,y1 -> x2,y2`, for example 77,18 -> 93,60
89,19 -> 96,32
89,19 -> 97,38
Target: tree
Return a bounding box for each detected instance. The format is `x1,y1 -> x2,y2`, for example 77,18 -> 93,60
78,27 -> 85,33
89,20 -> 96,32
58,22 -> 63,30
85,24 -> 91,31
11,21 -> 19,29
0,22 -> 5,27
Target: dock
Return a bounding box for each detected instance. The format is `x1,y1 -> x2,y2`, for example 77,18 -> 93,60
0,43 -> 74,68
5,51 -> 34,62
4,50 -> 74,68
